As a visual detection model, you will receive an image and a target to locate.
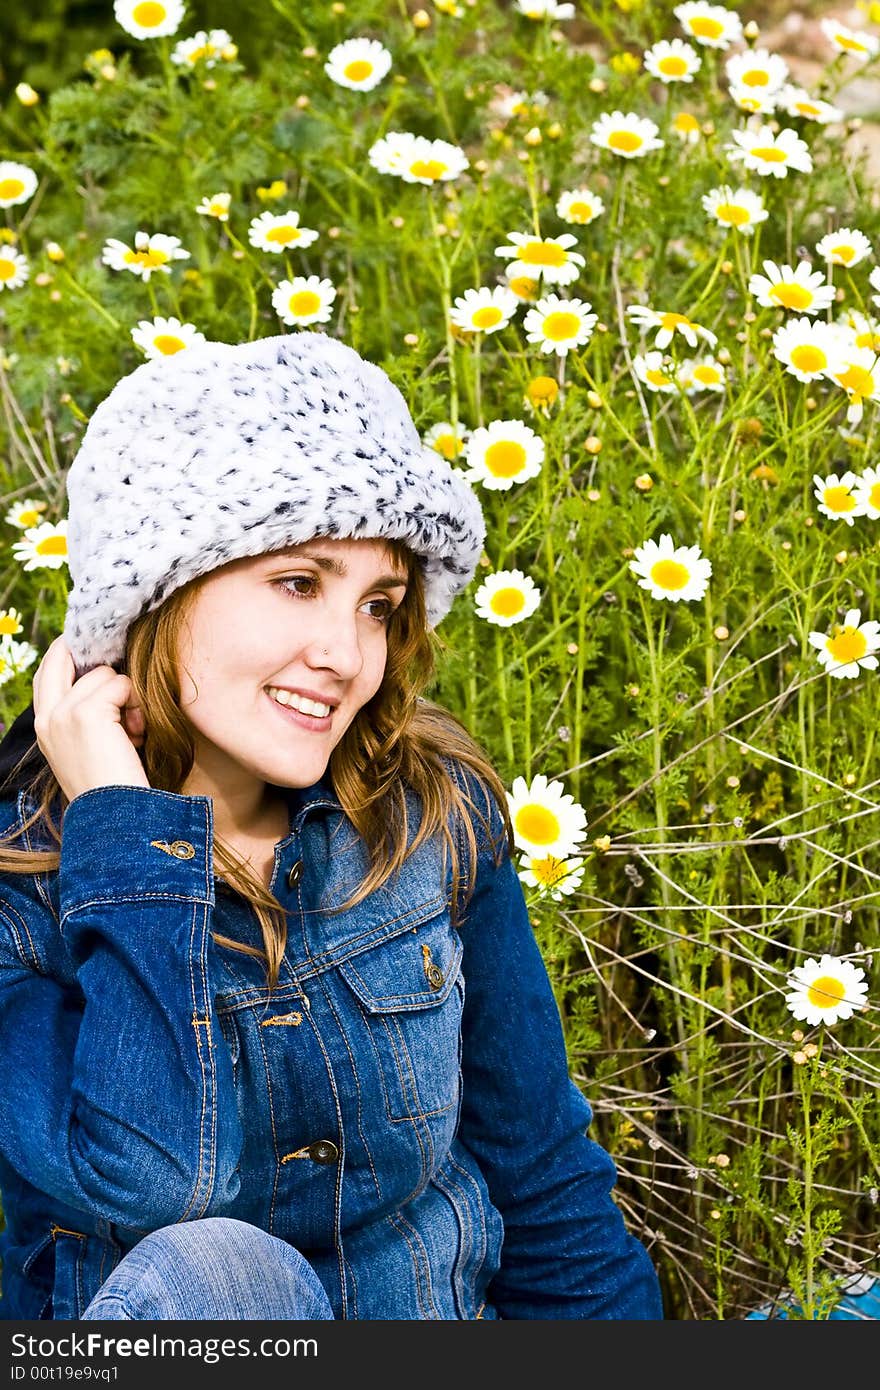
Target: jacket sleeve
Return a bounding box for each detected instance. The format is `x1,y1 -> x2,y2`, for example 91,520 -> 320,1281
0,786 -> 243,1230
453,769 -> 664,1320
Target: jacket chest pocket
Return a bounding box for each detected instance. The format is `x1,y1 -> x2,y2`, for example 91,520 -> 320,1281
337,913 -> 464,1122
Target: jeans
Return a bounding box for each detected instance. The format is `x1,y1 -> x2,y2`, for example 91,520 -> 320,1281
81,1218 -> 335,1320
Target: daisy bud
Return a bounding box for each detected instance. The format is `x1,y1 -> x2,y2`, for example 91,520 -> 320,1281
203,79 -> 217,91
588,78 -> 606,93
587,390 -> 603,408
567,642 -> 579,654
412,8 -> 432,26
720,262 -> 733,276
791,1029 -> 804,1041
331,2 -> 346,10
403,333 -> 420,346
759,328 -> 772,338
792,1051 -> 807,1065
547,122 -> 562,139
736,331 -> 748,343
524,126 -> 542,146
726,776 -> 740,789
734,509 -> 746,522
49,290 -> 62,302
593,835 -> 612,853
15,83 -> 40,106
805,397 -> 817,410
516,151 -> 529,162
804,517 -> 814,527
390,216 -> 405,229
628,685 -> 640,697
709,1210 -> 721,1221
584,436 -> 602,454
221,44 -> 238,61
99,65 -> 117,81
232,249 -> 245,260
45,243 -> 65,263
301,46 -> 318,58
744,312 -> 756,324
781,541 -> 792,551
803,1042 -> 818,1058
327,226 -> 341,239
296,95 -> 310,108
715,1154 -> 730,1168
587,488 -> 601,502
634,473 -> 653,491
34,272 -> 52,287
702,121 -> 715,136
743,21 -> 760,40
844,772 -> 856,786
473,159 -> 489,173
714,625 -> 729,640
657,175 -> 670,187
835,550 -> 848,564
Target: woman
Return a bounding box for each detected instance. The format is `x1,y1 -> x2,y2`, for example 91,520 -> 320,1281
0,332 -> 662,1320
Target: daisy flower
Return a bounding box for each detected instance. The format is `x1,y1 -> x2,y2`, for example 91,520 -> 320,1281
423,421 -> 470,461
325,37 -> 392,91
493,89 -> 550,122
643,38 -> 701,84
449,286 -> 518,334
522,294 -> 598,356
820,17 -> 880,61
556,188 -> 605,226
171,28 -> 236,67
4,498 -> 47,529
785,953 -> 869,1025
0,607 -> 24,638
101,231 -> 190,281
840,309 -> 880,352
871,265 -> 880,309
677,356 -> 727,393
632,351 -> 677,393
674,2 -> 743,49
506,772 -> 588,859
726,124 -> 813,178
626,305 -> 717,350
524,375 -> 559,415
271,276 -> 336,327
776,85 -> 844,124
113,0 -> 184,40
494,232 -> 584,287
248,210 -> 319,253
726,48 -> 788,92
434,0 -> 464,15
748,260 -> 835,315
0,638 -> 38,686
195,192 -> 231,221
0,246 -> 29,292
590,111 -> 664,159
815,228 -> 873,268
474,569 -> 542,627
853,466 -> 880,518
368,132 -> 468,184
702,185 -> 768,235
10,520 -> 68,571
513,0 -> 575,19
772,318 -> 846,382
813,471 -> 862,524
825,347 -> 880,425
505,272 -> 541,303
630,534 -> 712,602
728,84 -> 777,116
0,161 -> 38,208
461,419 -> 545,491
130,315 -> 207,359
809,611 -> 880,680
672,112 -> 701,144
518,852 -> 586,901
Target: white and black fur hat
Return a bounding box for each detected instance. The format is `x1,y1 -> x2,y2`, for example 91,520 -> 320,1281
62,331 -> 486,677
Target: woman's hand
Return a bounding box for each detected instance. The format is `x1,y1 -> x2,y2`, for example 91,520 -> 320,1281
32,635 -> 150,803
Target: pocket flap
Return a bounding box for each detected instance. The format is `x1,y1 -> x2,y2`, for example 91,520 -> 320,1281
339,915 -> 463,1012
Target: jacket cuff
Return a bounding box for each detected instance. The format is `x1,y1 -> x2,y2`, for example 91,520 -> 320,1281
59,785 -> 214,916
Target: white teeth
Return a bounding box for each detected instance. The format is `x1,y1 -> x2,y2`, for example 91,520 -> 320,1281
267,688 -> 332,718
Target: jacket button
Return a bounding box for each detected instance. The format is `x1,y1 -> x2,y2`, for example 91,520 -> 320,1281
286,859 -> 304,889
307,1140 -> 339,1164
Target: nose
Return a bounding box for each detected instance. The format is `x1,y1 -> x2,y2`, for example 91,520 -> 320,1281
304,611 -> 366,680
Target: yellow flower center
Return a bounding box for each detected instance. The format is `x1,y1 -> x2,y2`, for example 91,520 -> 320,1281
715,201 -> 750,226
692,365 -> 721,385
608,130 -> 643,153
409,158 -> 448,180
822,485 -> 856,513
795,101 -> 819,116
131,2 -> 168,27
472,305 -> 504,329
854,330 -> 880,351
769,283 -> 813,310
508,275 -> 539,300
659,56 -> 688,77
646,368 -> 673,387
0,178 -> 25,201
674,112 -> 699,133
17,508 -> 42,527
527,376 -> 558,404
124,247 -> 169,270
806,974 -> 847,1007
490,587 -> 526,618
484,440 -> 527,477
835,364 -> 875,396
288,290 -> 321,316
741,69 -> 770,87
750,145 -> 787,163
660,311 -> 693,332
515,804 -> 561,847
828,626 -> 868,663
870,481 -> 880,509
566,201 -> 595,223
35,534 -> 67,557
650,558 -> 689,590
0,616 -> 19,634
531,855 -> 570,887
542,311 -> 580,341
431,432 -> 460,460
0,259 -> 16,282
152,334 -> 186,355
829,244 -> 856,264
521,240 -> 568,267
790,344 -> 826,373
187,43 -> 216,64
689,17 -> 724,39
837,35 -> 868,53
265,224 -> 302,245
343,59 -> 374,82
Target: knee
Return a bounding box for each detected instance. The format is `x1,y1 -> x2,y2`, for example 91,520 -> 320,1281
81,1217 -> 334,1321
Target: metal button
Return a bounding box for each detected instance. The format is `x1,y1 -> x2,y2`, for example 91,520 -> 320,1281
307,1139 -> 338,1164
286,858 -> 304,889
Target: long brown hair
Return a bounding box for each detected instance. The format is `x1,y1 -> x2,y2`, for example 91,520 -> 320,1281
0,538 -> 514,989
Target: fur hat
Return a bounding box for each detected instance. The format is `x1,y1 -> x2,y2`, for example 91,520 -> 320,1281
61,332 -> 485,677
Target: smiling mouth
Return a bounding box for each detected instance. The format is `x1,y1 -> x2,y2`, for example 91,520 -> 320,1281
265,689 -> 333,731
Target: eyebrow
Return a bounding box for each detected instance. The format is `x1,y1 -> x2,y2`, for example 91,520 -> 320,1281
268,547 -> 408,589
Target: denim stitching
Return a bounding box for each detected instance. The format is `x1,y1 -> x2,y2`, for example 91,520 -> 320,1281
388,1211 -> 441,1319
180,892 -> 215,1221
252,1009 -> 283,1233
310,965 -> 382,1203
430,1168 -> 474,1319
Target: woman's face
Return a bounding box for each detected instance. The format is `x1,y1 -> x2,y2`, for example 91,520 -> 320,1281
176,536 -> 410,793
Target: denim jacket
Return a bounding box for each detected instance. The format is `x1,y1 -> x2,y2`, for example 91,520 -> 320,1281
0,709 -> 662,1321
